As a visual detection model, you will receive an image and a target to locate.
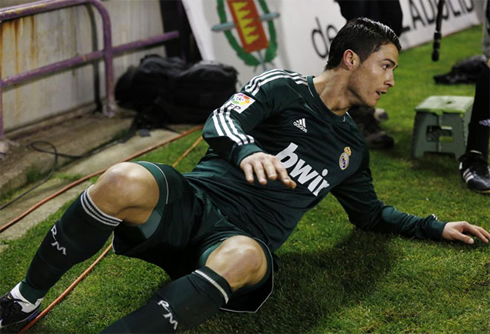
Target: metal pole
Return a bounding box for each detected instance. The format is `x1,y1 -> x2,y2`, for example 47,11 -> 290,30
0,63 -> 4,141
1,33 -> 179,87
87,0 -> 116,117
0,0 -> 179,140
432,0 -> 446,62
0,0 -> 89,20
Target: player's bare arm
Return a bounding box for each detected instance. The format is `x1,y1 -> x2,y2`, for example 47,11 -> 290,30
442,221 -> 490,244
240,152 -> 296,189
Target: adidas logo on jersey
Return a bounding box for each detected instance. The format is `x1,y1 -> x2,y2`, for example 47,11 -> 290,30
293,118 -> 307,133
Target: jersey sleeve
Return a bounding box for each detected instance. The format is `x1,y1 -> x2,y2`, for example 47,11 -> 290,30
330,153 -> 447,240
202,70 -> 294,166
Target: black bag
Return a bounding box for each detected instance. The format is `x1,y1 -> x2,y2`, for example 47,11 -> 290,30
434,55 -> 488,84
115,55 -> 238,130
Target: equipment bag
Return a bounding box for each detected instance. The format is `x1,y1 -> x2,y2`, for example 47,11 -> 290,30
434,55 -> 488,85
115,55 -> 238,130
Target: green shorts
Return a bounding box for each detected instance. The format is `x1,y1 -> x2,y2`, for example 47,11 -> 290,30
112,161 -> 274,313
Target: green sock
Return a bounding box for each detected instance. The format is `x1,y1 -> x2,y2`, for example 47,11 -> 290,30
20,188 -> 121,304
103,266 -> 232,333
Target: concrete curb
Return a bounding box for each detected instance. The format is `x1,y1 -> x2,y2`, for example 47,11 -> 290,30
0,115 -> 195,252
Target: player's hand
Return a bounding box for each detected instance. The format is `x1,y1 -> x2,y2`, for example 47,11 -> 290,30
240,152 -> 296,189
442,221 -> 490,245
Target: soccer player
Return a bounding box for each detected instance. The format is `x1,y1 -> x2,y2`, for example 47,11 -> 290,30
1,18 -> 489,332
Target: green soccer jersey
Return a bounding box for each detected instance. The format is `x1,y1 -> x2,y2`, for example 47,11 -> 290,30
185,69 -> 446,252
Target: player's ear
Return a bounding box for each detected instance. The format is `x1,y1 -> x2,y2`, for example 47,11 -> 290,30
342,49 -> 360,70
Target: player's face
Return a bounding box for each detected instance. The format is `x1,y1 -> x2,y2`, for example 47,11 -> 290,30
348,43 -> 399,108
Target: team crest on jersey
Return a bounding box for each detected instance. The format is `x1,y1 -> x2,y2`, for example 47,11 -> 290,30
224,93 -> 255,114
339,147 -> 351,170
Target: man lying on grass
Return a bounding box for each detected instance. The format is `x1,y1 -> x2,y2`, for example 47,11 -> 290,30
1,18 -> 489,333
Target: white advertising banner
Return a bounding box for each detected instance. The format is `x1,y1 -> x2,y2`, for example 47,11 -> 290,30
182,0 -> 480,84
398,0 -> 480,48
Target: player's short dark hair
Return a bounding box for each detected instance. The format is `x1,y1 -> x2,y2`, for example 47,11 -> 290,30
325,17 -> 401,70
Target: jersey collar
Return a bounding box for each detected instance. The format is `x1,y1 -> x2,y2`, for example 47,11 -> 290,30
307,76 -> 347,124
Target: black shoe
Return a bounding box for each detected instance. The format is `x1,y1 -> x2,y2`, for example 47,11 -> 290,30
0,289 -> 40,329
459,151 -> 490,194
350,106 -> 394,149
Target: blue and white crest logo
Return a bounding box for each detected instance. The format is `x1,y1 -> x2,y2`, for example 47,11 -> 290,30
339,153 -> 349,170
339,147 -> 351,170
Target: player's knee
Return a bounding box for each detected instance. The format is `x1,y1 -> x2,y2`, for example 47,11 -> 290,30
95,163 -> 139,195
234,243 -> 265,275
230,242 -> 268,288
208,236 -> 268,290
91,162 -> 155,214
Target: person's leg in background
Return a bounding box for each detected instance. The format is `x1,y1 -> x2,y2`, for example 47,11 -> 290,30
459,64 -> 490,194
377,0 -> 403,37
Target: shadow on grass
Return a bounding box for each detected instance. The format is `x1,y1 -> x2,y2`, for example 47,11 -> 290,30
372,126 -> 461,179
191,230 -> 396,334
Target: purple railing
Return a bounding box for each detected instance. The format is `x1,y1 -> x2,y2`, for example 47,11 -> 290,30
0,0 -> 179,139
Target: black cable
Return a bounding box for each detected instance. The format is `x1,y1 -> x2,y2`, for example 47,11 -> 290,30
0,139 -> 121,211
29,140 -> 86,159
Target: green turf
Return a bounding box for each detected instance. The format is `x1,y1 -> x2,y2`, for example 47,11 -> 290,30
1,26 -> 489,333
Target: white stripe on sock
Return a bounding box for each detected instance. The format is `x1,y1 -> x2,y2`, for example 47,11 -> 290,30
81,188 -> 121,227
193,270 -> 230,304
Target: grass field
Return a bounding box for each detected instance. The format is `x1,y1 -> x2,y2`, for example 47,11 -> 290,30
1,25 -> 489,333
